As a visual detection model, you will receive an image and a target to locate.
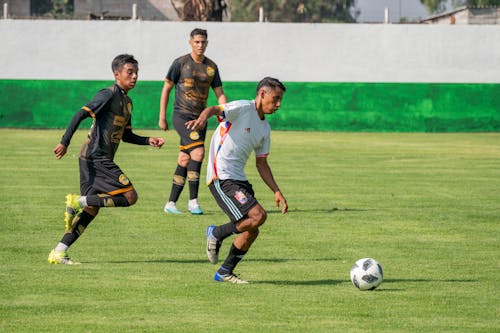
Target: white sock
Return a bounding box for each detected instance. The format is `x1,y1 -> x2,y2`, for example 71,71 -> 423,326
189,198 -> 199,207
78,196 -> 88,207
54,242 -> 69,252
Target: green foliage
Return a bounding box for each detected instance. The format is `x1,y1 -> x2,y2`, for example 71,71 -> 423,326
454,0 -> 500,6
1,129 -> 499,332
30,0 -> 74,18
50,0 -> 74,19
420,0 -> 448,14
228,0 -> 358,22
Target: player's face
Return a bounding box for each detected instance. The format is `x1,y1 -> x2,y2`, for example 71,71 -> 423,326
189,35 -> 208,57
260,88 -> 284,115
115,63 -> 138,92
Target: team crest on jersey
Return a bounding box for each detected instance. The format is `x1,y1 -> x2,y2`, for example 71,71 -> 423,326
119,174 -> 130,185
234,191 -> 248,204
189,131 -> 200,140
206,66 -> 215,77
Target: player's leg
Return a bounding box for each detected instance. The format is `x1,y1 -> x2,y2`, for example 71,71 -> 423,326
48,206 -> 99,265
207,179 -> 262,283
187,146 -> 204,214
214,204 -> 266,283
71,159 -> 139,209
164,151 -> 189,214
49,160 -> 137,264
164,112 -> 193,214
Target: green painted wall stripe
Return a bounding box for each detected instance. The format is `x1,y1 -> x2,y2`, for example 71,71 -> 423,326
0,80 -> 499,132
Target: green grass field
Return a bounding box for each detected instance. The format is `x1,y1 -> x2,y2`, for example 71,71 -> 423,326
0,129 -> 498,332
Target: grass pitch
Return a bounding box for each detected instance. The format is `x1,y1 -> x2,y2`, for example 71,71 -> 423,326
0,129 -> 498,332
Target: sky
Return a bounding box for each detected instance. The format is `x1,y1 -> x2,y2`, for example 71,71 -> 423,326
355,0 -> 453,23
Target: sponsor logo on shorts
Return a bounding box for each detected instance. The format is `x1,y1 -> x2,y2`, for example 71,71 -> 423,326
189,131 -> 200,140
119,174 -> 130,185
234,191 -> 248,204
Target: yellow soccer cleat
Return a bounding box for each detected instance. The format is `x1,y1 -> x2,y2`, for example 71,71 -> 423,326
48,249 -> 81,265
64,194 -> 82,231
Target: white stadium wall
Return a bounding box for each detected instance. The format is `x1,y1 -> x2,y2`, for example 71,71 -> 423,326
0,20 -> 499,83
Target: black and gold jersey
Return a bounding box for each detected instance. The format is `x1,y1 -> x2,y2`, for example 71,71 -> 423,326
79,84 -> 132,160
166,54 -> 222,117
60,84 -> 149,161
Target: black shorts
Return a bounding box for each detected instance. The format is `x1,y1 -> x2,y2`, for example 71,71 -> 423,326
79,158 -> 134,196
209,179 -> 258,222
173,111 -> 207,154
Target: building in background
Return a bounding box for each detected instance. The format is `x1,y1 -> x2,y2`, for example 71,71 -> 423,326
421,5 -> 500,24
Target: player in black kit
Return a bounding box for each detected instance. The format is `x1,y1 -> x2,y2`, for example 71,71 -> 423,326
48,54 -> 165,265
159,28 -> 227,215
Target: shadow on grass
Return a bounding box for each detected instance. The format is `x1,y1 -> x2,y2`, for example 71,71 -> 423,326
254,278 -> 478,289
384,278 -> 478,283
98,257 -> 339,264
267,207 -> 370,214
255,279 -> 344,286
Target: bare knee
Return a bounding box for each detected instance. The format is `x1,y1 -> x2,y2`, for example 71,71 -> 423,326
190,147 -> 204,161
248,205 -> 267,228
177,152 -> 190,167
124,190 -> 138,206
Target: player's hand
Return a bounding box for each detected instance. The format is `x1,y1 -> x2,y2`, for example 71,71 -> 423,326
149,137 -> 165,148
158,119 -> 169,131
275,191 -> 288,214
185,118 -> 206,131
53,143 -> 67,159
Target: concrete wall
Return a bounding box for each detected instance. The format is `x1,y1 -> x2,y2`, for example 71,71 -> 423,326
1,20 -> 499,83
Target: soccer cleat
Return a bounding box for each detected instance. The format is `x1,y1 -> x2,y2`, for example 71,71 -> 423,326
188,199 -> 203,215
164,201 -> 181,214
48,249 -> 81,265
214,271 -> 249,284
206,225 -> 221,264
64,194 -> 82,231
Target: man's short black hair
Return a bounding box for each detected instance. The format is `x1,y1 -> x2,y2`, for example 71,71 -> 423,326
256,77 -> 286,93
111,54 -> 138,72
190,28 -> 208,38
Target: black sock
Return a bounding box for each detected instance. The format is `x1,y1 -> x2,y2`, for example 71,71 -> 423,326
60,211 -> 96,247
212,222 -> 239,241
187,160 -> 202,200
85,194 -> 129,207
169,165 -> 187,202
218,243 -> 247,274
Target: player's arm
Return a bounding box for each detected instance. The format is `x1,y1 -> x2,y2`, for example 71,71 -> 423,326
159,79 -> 174,131
54,108 -> 90,159
122,126 -> 164,148
213,86 -> 227,105
255,156 -> 288,214
185,105 -> 223,131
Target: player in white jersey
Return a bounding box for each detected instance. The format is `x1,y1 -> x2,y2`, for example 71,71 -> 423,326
185,77 -> 288,284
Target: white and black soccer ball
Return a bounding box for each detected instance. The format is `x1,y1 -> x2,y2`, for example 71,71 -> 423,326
350,258 -> 383,290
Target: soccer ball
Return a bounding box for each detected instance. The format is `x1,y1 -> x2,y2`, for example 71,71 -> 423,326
350,258 -> 383,290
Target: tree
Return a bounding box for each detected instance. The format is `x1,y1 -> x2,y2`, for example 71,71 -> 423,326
171,0 -> 227,21
227,0 -> 359,23
420,0 -> 448,14
458,0 -> 500,5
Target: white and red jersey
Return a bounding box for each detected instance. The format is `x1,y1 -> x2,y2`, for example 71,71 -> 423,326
206,100 -> 271,184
